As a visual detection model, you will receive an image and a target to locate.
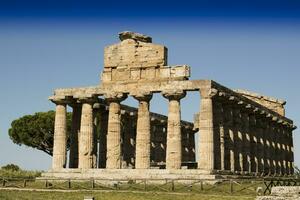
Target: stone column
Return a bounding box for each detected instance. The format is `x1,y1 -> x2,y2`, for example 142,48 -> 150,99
223,103 -> 234,172
105,93 -> 127,169
241,106 -> 251,173
232,105 -> 243,173
264,121 -> 271,175
270,123 -> 277,175
249,113 -> 258,175
255,113 -> 265,175
198,88 -> 217,171
133,93 -> 152,169
289,126 -> 295,174
69,103 -> 82,168
273,119 -> 282,176
163,90 -> 186,170
214,101 -> 224,171
279,124 -> 287,175
52,101 -> 67,169
78,98 -> 96,169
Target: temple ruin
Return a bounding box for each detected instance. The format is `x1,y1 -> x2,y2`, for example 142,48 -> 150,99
42,31 -> 296,180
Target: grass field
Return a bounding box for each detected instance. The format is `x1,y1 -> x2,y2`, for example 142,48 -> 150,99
0,189 -> 255,200
0,167 -> 259,200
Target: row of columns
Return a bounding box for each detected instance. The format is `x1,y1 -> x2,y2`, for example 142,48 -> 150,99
52,88 -> 295,176
199,90 -> 295,176
52,90 -> 188,170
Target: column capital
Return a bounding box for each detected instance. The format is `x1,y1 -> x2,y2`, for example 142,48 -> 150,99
162,89 -> 186,100
51,98 -> 69,105
77,96 -> 98,104
131,91 -> 153,102
104,92 -> 127,102
200,88 -> 218,99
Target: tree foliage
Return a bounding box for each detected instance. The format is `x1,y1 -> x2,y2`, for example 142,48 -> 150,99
1,164 -> 20,171
8,111 -> 72,156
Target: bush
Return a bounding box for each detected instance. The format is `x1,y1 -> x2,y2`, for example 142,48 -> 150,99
1,164 -> 20,171
0,164 -> 42,178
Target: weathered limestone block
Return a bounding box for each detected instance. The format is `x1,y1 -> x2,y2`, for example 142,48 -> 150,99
104,33 -> 167,69
52,102 -> 67,169
133,92 -> 152,169
69,104 -> 82,168
78,100 -> 96,169
119,31 -> 152,43
256,186 -> 300,200
105,93 -> 127,169
163,90 -> 186,169
101,32 -> 190,83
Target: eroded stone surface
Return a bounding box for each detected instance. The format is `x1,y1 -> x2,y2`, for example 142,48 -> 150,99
48,31 -> 296,180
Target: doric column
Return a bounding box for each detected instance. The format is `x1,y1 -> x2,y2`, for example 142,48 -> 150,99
249,113 -> 258,175
279,124 -> 287,175
133,92 -> 152,169
273,119 -> 282,176
198,88 -> 217,171
214,101 -> 224,171
105,92 -> 127,169
223,103 -> 234,172
52,101 -> 67,169
289,125 -> 295,175
255,113 -> 265,175
163,90 -> 186,169
270,123 -> 277,175
264,120 -> 271,175
78,98 -> 96,169
232,105 -> 243,173
241,105 -> 251,173
69,103 -> 82,168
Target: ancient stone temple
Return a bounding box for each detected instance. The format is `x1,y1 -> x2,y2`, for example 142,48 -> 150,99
43,31 -> 296,180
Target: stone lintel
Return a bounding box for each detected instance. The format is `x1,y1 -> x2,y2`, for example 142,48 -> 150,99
50,79 -> 294,127
235,89 -> 286,105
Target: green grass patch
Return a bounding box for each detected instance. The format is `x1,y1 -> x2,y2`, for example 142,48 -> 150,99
0,169 -> 42,179
0,190 -> 255,200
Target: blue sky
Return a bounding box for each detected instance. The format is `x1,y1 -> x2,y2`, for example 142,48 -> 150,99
0,0 -> 300,170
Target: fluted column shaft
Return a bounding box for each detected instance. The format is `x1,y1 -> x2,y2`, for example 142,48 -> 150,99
134,94 -> 152,169
270,125 -> 277,175
105,93 -> 127,169
163,90 -> 186,169
241,110 -> 251,173
223,104 -> 234,172
214,102 -> 224,171
264,122 -> 271,175
249,114 -> 258,174
52,102 -> 67,169
198,89 -> 217,171
233,106 -> 243,173
280,126 -> 287,175
69,104 -> 82,168
289,127 -> 295,174
78,101 -> 95,169
256,116 -> 265,175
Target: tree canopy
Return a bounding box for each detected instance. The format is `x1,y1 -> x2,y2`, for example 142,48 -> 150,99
8,111 -> 72,156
